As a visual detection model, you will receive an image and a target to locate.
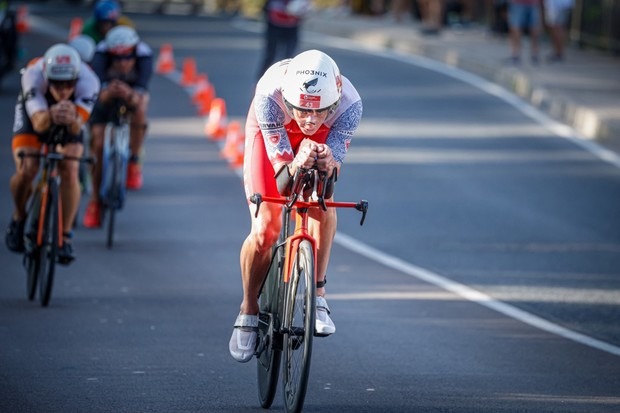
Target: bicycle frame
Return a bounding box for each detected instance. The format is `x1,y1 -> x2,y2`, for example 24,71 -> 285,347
252,167 -> 368,297
23,141 -> 66,251
258,196 -> 367,285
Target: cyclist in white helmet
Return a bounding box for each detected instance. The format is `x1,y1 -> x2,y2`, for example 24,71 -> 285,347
5,43 -> 100,263
83,25 -> 153,229
229,49 -> 363,363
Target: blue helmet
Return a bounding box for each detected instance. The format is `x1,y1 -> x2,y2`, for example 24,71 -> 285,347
94,0 -> 120,22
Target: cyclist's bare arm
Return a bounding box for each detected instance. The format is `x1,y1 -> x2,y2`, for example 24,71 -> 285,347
30,110 -> 52,134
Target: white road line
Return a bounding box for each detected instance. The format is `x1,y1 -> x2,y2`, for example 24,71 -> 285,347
335,232 -> 620,357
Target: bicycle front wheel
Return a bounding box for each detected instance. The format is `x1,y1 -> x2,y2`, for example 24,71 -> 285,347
24,189 -> 43,301
282,240 -> 316,413
38,179 -> 59,307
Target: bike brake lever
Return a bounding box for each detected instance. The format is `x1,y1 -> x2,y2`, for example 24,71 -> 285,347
250,193 -> 263,218
356,200 -> 368,226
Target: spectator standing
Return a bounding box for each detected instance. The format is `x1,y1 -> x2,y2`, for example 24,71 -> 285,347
256,0 -> 311,80
544,0 -> 573,62
507,0 -> 542,64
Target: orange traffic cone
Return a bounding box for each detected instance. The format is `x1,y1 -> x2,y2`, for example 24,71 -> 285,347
16,5 -> 30,33
155,43 -> 175,74
192,74 -> 211,102
220,121 -> 240,159
204,98 -> 228,141
221,121 -> 245,169
180,57 -> 198,86
68,17 -> 83,40
194,75 -> 216,116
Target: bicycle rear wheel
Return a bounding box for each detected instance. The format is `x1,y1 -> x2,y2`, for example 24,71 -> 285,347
38,179 -> 59,307
282,240 -> 316,413
257,246 -> 284,408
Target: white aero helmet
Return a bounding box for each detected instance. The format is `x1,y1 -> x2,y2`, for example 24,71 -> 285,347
105,25 -> 139,55
69,34 -> 96,63
43,43 -> 81,81
282,50 -> 342,111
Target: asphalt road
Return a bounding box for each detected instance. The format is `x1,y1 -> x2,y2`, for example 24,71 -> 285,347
0,4 -> 619,412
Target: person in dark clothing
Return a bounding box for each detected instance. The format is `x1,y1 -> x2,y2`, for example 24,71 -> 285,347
256,0 -> 311,80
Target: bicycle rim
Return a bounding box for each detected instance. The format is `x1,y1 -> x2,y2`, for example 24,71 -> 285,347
282,240 -> 316,413
257,246 -> 284,408
38,180 -> 58,307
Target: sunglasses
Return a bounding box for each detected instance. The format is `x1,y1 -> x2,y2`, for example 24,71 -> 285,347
49,79 -> 77,89
294,107 -> 330,116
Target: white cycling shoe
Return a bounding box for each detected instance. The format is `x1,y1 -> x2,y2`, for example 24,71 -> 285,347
315,296 -> 336,336
229,314 -> 258,363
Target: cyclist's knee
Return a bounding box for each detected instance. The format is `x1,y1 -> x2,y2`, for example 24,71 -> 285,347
89,125 -> 105,152
251,229 -> 279,252
58,163 -> 79,182
17,161 -> 39,181
251,213 -> 281,251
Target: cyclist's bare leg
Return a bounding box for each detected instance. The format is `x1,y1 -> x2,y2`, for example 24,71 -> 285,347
239,202 -> 281,315
89,124 -> 105,202
57,142 -> 83,233
129,93 -> 149,158
308,204 -> 337,297
9,146 -> 39,220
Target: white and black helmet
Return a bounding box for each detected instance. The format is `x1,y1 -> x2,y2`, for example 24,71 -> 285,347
105,25 -> 139,55
282,49 -> 342,111
43,43 -> 81,81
